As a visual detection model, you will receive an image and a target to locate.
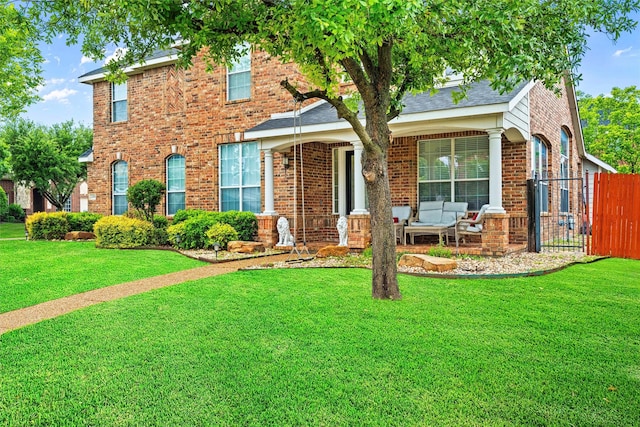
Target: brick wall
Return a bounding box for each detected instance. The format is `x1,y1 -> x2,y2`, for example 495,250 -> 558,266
87,51 -> 306,215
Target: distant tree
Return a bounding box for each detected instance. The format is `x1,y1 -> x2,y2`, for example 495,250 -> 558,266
127,179 -> 166,222
31,0 -> 639,299
1,119 -> 93,210
0,3 -> 43,120
579,86 -> 640,173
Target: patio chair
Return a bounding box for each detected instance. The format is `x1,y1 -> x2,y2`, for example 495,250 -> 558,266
455,204 -> 490,245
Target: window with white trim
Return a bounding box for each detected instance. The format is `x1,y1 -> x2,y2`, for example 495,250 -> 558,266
166,154 -> 185,216
560,129 -> 570,212
532,136 -> 549,212
111,81 -> 127,122
418,136 -> 489,210
220,142 -> 260,212
227,46 -> 251,101
112,160 -> 128,215
63,196 -> 72,212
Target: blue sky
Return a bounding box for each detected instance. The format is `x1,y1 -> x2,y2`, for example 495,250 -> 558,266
24,20 -> 640,127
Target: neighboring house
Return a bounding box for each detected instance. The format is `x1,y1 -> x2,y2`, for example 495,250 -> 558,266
79,48 -> 592,253
0,177 -> 88,215
582,153 -> 616,225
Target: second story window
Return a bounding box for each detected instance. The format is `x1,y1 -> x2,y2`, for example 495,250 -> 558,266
227,47 -> 251,101
112,81 -> 128,122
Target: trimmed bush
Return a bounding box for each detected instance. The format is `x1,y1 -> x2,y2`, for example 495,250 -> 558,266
6,204 -> 25,222
127,179 -> 166,221
171,209 -> 258,243
26,212 -> 69,240
67,212 -> 103,232
205,223 -> 239,250
167,215 -> 218,249
0,187 -> 8,220
218,211 -> 258,241
94,216 -> 154,248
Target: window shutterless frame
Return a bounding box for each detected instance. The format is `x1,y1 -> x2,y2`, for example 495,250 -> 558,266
111,81 -> 127,122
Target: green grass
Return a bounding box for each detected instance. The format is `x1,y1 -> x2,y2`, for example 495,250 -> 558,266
1,258 -> 639,426
0,222 -> 26,239
0,240 -> 205,313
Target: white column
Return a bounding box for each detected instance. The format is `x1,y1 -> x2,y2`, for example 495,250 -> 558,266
351,140 -> 368,214
262,149 -> 277,215
487,129 -> 506,213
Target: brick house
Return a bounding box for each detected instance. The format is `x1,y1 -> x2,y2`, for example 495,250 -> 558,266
79,48 -> 589,254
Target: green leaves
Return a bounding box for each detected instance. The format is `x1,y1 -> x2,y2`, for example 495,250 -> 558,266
579,86 -> 640,173
1,119 -> 93,210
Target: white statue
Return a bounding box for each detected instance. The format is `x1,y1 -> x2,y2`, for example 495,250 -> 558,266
276,216 -> 294,246
337,216 -> 348,247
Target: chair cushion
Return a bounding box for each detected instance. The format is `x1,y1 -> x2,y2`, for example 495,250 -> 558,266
391,206 -> 412,225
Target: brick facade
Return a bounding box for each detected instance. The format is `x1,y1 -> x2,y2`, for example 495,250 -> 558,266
84,48 -> 583,251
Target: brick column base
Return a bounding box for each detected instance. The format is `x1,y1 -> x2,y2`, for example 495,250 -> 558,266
348,214 -> 371,250
481,212 -> 510,256
257,214 -> 279,248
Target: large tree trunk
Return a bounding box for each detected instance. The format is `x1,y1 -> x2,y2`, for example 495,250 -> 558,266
363,110 -> 401,300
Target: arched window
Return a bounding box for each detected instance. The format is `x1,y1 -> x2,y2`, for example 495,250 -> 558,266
112,160 -> 128,215
560,129 -> 570,212
166,154 -> 186,215
532,136 -> 549,212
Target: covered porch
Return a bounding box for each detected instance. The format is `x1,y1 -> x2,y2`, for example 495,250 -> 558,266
244,81 -> 533,256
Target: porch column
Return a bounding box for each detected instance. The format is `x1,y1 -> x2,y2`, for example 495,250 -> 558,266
350,140 -> 368,214
487,128 -> 506,214
262,148 -> 277,215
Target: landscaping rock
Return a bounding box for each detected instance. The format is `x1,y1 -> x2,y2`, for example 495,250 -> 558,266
398,254 -> 457,272
227,241 -> 265,254
316,245 -> 350,258
65,231 -> 96,240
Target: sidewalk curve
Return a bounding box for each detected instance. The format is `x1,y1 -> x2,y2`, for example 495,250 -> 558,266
0,253 -> 292,335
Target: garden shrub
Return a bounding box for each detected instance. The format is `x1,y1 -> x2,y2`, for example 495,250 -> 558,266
205,223 -> 239,250
171,209 -> 257,242
428,243 -> 452,258
167,215 -> 218,249
127,179 -> 166,222
0,187 -> 8,220
6,204 -> 25,222
26,212 -> 69,240
219,211 -> 258,241
94,215 -> 154,248
67,212 -> 103,232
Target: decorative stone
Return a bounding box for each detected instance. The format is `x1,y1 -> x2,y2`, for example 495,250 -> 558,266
316,245 -> 350,258
398,254 -> 457,272
337,215 -> 348,247
65,231 -> 96,240
227,241 -> 265,253
276,216 -> 295,247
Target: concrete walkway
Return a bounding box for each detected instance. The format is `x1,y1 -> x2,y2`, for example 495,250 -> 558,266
0,253 -> 292,335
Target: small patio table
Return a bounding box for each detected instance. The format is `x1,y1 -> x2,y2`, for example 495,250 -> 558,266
404,224 -> 451,245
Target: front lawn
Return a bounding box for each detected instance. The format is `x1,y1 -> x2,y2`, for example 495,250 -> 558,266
0,240 -> 205,313
1,258 -> 638,425
0,222 -> 26,239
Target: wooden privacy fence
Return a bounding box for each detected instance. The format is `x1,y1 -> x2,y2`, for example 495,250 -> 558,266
590,173 -> 640,260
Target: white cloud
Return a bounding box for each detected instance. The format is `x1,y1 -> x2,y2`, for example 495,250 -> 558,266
53,56 -> 61,65
104,47 -> 129,64
80,55 -> 94,65
613,46 -> 633,57
46,78 -> 66,85
42,88 -> 78,104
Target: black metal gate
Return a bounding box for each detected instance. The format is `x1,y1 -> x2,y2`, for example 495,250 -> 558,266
527,176 -> 585,253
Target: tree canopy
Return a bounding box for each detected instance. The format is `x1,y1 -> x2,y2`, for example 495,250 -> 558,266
1,120 -> 93,210
29,0 -> 639,298
579,86 -> 640,174
0,2 -> 43,121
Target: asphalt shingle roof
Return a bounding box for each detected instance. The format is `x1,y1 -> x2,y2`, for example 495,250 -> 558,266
248,80 -> 528,132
